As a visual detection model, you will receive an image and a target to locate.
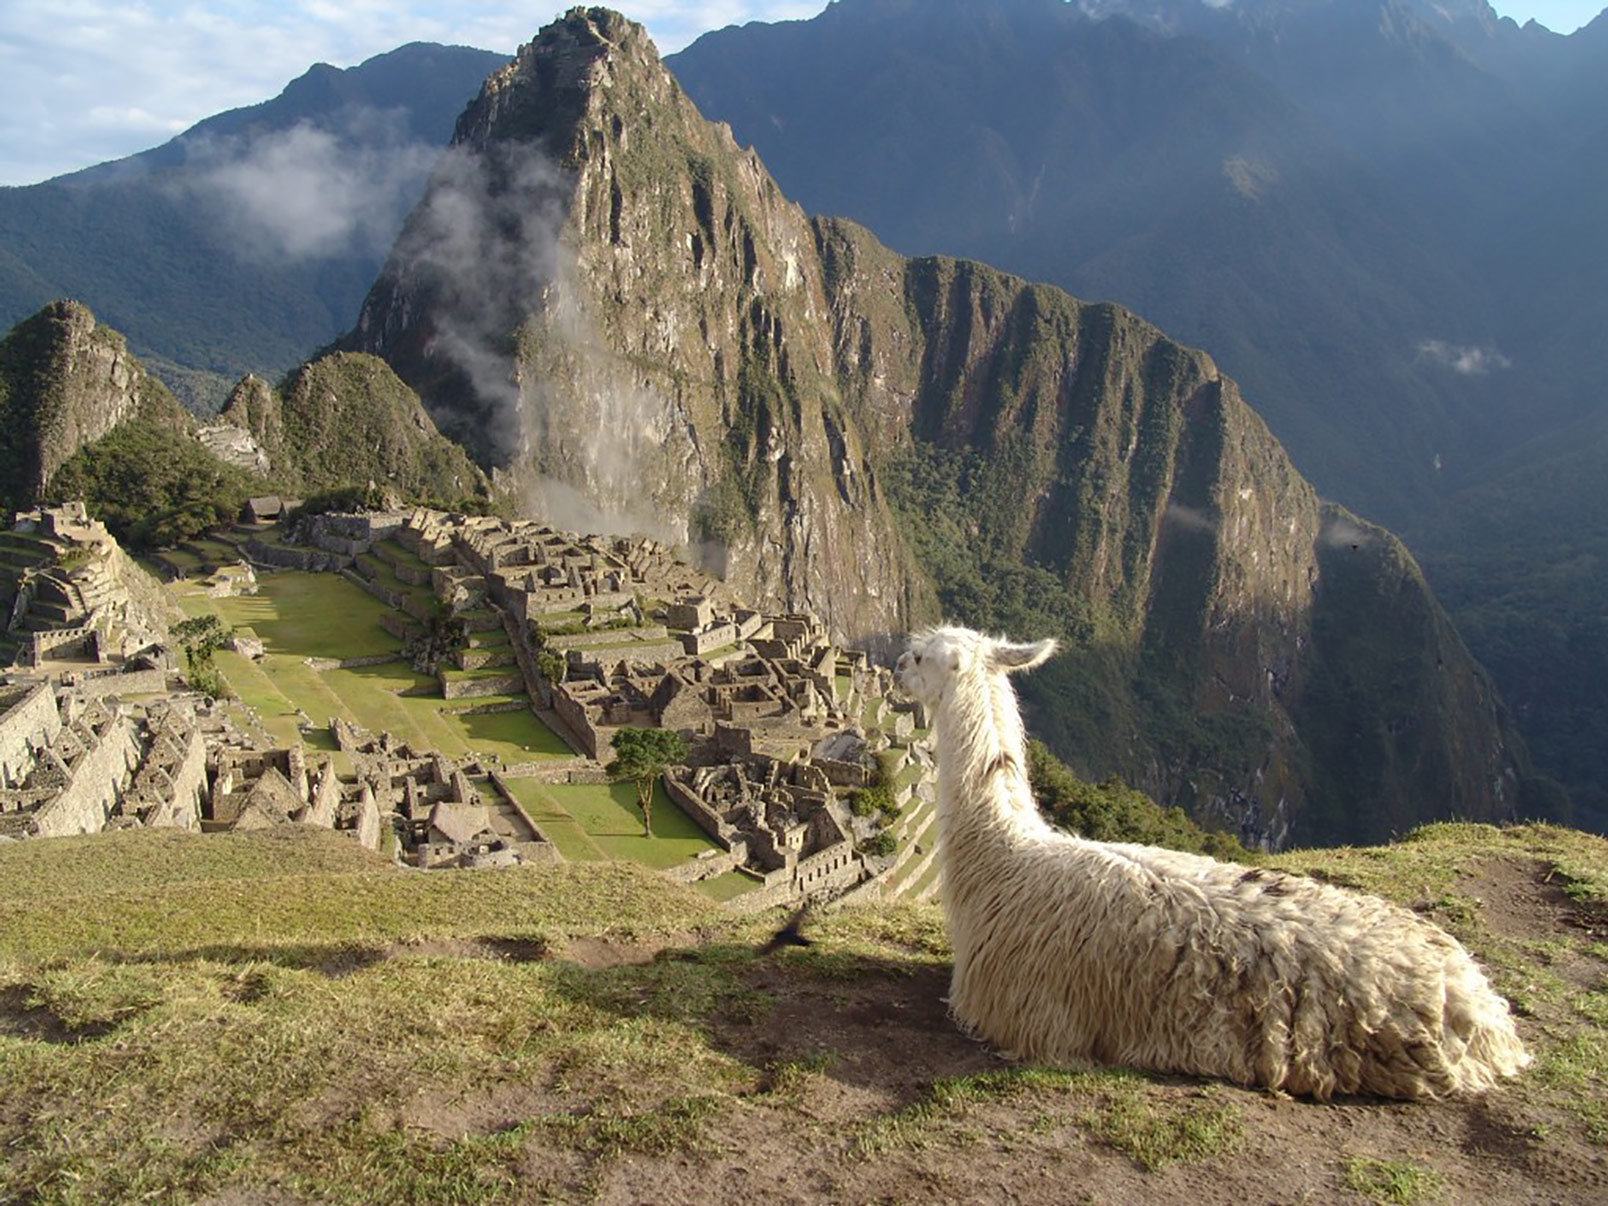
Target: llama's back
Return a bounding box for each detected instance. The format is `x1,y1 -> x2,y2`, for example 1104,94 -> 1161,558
944,831 -> 1528,1099
1129,856 -> 1530,1099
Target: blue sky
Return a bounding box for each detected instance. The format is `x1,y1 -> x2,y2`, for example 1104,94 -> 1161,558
0,0 -> 1601,187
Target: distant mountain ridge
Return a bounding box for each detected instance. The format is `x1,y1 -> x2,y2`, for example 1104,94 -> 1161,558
0,42 -> 508,411
666,0 -> 1608,825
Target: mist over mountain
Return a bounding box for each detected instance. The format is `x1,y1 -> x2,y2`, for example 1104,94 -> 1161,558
0,42 -> 507,411
667,0 -> 1608,823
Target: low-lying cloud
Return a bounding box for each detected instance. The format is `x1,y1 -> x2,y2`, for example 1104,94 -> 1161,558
179,108 -> 440,262
388,139 -> 686,544
1415,339 -> 1512,377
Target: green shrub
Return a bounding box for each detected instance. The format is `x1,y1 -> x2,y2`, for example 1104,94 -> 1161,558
849,782 -> 896,819
860,831 -> 898,858
1028,740 -> 1251,859
46,420 -> 257,550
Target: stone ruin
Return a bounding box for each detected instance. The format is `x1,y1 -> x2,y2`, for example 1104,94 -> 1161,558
264,506 -> 934,903
3,503 -> 177,667
1,501 -> 934,908
330,717 -> 545,869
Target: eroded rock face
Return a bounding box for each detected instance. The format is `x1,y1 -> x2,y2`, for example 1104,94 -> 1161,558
346,8 -> 1521,845
196,420 -> 272,476
350,9 -> 920,642
0,301 -> 143,503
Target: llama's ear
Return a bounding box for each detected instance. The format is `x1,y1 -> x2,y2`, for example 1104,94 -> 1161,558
990,637 -> 1058,674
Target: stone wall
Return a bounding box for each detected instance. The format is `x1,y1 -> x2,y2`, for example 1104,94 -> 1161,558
122,722 -> 207,830
663,772 -> 739,850
30,713 -> 140,837
22,624 -> 100,666
0,683 -> 61,787
245,539 -> 351,573
305,512 -> 410,558
440,670 -> 525,700
67,667 -> 172,700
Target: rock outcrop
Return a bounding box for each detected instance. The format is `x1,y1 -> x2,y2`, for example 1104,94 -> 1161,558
0,301 -> 151,507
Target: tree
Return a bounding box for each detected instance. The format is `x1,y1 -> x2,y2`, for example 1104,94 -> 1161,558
171,614 -> 232,697
605,727 -> 688,837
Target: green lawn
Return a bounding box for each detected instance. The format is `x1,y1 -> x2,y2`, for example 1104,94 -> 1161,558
694,870 -> 761,901
199,572 -> 399,660
498,778 -> 606,862
500,779 -> 722,870
177,575 -> 567,764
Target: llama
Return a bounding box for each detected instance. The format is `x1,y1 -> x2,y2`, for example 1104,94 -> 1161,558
895,625 -> 1529,1100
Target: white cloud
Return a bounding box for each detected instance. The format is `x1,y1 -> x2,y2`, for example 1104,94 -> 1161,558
177,113 -> 441,261
0,2 -> 828,186
1415,339 -> 1513,376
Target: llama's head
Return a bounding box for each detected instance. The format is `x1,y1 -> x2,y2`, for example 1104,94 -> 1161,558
895,626 -> 1058,708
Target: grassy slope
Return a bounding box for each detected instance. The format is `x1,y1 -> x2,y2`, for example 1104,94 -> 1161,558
181,573 -> 570,762
0,822 -> 1604,1202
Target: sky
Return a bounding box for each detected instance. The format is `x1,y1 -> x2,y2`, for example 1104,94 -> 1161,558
0,0 -> 1602,188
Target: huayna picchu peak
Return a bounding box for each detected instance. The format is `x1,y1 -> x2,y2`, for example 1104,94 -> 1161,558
338,7 -> 1529,848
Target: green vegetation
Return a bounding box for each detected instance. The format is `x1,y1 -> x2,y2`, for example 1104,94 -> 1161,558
850,1064 -> 1240,1170
883,438 -> 1093,646
1342,1156 -> 1446,1205
606,728 -> 690,837
0,302 -> 261,545
181,573 -> 568,762
197,571 -> 396,660
503,779 -> 723,870
1028,739 -> 1251,858
859,831 -> 898,858
0,819 -> 1605,1198
171,613 -> 233,698
47,414 -> 259,549
226,352 -> 487,503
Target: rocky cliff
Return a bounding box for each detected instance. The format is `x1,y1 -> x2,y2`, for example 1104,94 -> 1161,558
348,9 -> 923,640
0,301 -> 153,509
217,353 -> 486,501
346,7 -> 1522,846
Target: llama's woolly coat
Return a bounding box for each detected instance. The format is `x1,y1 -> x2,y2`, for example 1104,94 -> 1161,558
896,626 -> 1530,1101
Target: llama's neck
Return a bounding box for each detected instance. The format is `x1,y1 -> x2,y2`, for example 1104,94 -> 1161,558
931,670 -> 1048,843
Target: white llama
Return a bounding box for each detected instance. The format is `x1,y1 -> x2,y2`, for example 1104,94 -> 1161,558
895,625 -> 1529,1100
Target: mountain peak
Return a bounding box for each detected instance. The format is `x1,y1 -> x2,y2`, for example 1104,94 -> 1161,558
452,6 -> 670,159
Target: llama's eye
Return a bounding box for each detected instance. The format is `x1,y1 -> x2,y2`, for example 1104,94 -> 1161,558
914,653 -> 923,664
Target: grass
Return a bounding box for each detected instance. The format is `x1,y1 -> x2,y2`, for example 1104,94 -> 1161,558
1078,1082 -> 1242,1171
499,778 -> 606,862
4,821 -> 1608,1199
0,828 -> 718,962
850,1065 -> 1241,1170
501,779 -> 722,870
197,571 -> 398,660
1342,1155 -> 1447,1204
0,830 -> 742,1203
694,870 -> 761,902
178,574 -> 570,766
